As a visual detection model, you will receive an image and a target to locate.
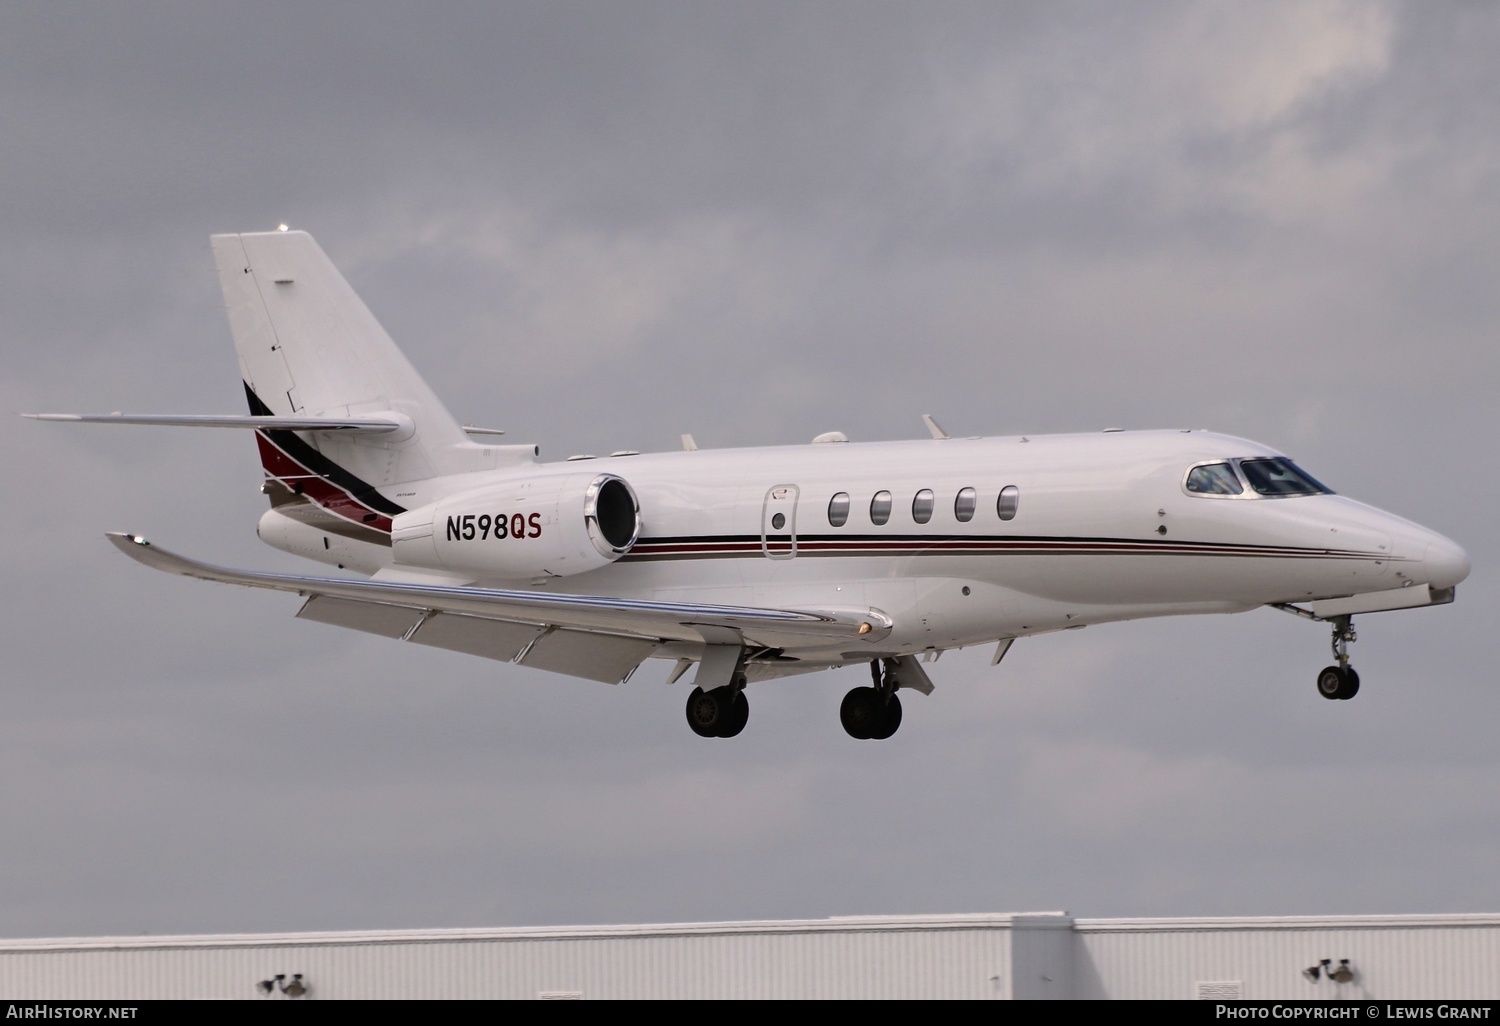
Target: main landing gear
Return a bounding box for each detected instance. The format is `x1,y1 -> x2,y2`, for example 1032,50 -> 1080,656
685,674 -> 749,738
1316,615 -> 1360,701
683,653 -> 927,739
840,659 -> 904,740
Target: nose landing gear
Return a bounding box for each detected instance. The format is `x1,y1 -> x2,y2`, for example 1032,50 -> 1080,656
1272,603 -> 1366,702
841,659 -> 905,739
1316,615 -> 1360,701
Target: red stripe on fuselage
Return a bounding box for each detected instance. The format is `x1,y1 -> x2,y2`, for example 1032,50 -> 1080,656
254,432 -> 393,534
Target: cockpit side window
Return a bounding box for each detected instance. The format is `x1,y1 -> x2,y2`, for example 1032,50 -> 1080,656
1185,462 -> 1244,495
1239,458 -> 1333,496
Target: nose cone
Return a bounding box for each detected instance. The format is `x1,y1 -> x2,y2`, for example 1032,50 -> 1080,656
1422,534 -> 1471,590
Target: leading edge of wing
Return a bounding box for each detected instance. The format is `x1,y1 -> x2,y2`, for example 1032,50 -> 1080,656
105,533 -> 894,648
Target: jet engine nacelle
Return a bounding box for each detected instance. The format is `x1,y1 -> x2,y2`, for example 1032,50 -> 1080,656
391,472 -> 640,579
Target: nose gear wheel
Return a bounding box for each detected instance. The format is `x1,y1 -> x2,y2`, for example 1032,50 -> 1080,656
1314,615 -> 1361,700
1317,665 -> 1360,700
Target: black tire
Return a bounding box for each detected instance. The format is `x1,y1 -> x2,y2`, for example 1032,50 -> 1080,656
717,691 -> 750,737
869,692 -> 903,740
685,686 -> 723,737
840,686 -> 881,739
1340,668 -> 1360,700
1317,666 -> 1354,701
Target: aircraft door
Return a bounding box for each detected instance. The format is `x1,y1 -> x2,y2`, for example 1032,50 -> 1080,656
761,484 -> 799,560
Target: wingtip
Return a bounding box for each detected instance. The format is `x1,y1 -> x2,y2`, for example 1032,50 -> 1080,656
105,532 -> 149,551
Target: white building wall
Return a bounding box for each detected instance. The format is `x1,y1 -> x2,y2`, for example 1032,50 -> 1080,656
1074,915 -> 1500,1000
0,914 -> 1039,1001
3,912 -> 1498,1000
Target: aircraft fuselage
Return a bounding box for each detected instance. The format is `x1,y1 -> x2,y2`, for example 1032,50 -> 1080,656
257,427 -> 1468,668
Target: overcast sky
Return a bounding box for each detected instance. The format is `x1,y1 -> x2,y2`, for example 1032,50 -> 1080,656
2,0 -> 1497,939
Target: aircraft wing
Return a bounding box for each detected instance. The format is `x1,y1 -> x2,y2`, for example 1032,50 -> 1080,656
106,534 -> 893,682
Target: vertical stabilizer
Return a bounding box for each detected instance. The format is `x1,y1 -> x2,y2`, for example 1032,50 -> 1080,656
211,229 -> 485,490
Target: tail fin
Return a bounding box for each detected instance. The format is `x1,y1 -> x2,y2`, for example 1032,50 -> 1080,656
212,229 -> 491,489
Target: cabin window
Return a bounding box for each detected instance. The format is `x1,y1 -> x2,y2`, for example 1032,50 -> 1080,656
954,487 -> 977,523
870,490 -> 893,526
997,485 -> 1020,521
1239,458 -> 1333,497
912,489 -> 935,524
828,492 -> 850,527
1185,462 -> 1243,495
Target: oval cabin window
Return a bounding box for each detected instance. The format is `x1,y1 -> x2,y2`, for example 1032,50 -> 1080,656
997,485 -> 1020,521
954,487 -> 977,523
870,490 -> 893,526
827,492 -> 850,527
912,489 -> 935,524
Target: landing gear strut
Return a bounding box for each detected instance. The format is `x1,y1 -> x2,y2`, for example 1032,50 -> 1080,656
1316,615 -> 1360,701
840,659 -> 904,739
1272,603 -> 1367,702
685,673 -> 749,737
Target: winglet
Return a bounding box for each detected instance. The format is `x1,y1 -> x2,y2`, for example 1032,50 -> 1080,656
107,532 -> 150,556
106,531 -> 278,589
107,532 -> 197,577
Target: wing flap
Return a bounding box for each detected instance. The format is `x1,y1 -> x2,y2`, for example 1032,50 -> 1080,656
407,612 -> 547,662
516,629 -> 658,685
106,533 -> 894,652
296,595 -> 425,638
296,596 -> 650,678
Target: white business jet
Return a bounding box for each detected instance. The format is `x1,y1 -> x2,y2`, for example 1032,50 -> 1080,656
26,229 -> 1470,740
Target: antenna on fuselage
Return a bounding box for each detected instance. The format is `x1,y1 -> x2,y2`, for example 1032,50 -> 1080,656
922,414 -> 949,439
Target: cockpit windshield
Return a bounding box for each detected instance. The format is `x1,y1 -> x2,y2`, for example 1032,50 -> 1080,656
1238,458 -> 1333,496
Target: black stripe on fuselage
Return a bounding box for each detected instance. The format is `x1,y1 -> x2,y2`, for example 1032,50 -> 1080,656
244,382 -> 407,518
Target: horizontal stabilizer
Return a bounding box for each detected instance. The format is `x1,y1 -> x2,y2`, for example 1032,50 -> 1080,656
105,533 -> 895,651
24,412 -> 410,434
